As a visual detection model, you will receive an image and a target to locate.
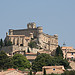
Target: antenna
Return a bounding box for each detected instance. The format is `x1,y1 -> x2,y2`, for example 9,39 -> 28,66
63,42 -> 66,46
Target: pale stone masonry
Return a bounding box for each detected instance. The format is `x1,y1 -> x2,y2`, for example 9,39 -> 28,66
2,22 -> 58,56
36,66 -> 65,75
61,46 -> 75,60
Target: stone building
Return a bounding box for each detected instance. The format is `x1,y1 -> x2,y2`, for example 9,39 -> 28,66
36,66 -> 65,75
2,22 -> 58,55
61,47 -> 75,60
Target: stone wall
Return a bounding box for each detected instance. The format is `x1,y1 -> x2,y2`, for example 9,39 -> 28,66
1,46 -> 13,53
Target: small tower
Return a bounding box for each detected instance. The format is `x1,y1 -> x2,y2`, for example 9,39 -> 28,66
63,42 -> 66,46
37,26 -> 43,34
9,29 -> 13,35
30,33 -> 33,38
6,32 -> 8,36
37,26 -> 43,44
27,22 -> 36,29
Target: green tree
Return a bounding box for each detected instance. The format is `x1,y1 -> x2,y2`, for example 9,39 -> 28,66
0,51 -> 13,70
27,48 -> 30,53
32,53 -> 70,71
61,70 -> 75,75
13,54 -> 31,69
28,41 -> 37,49
55,45 -> 63,57
4,40 -> 12,46
30,70 -> 32,75
43,68 -> 46,75
32,53 -> 53,71
53,57 -> 70,69
0,38 -> 3,48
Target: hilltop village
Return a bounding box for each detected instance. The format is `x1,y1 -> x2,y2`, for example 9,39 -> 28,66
0,22 -> 75,75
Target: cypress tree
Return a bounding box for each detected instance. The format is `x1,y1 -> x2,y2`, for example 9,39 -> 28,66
43,68 -> 46,75
27,48 -> 30,53
30,70 -> 32,75
0,38 -> 3,48
55,45 -> 63,57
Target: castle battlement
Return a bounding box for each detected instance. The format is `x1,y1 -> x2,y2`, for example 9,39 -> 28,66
2,22 -> 58,56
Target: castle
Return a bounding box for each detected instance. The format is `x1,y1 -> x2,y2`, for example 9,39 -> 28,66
1,22 -> 58,56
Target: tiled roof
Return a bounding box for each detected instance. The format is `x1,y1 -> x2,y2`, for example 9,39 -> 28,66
38,50 -> 51,54
26,53 -> 37,55
67,50 -> 75,53
7,35 -> 30,39
26,56 -> 36,60
61,47 -> 73,50
42,66 -> 65,69
8,35 -> 25,37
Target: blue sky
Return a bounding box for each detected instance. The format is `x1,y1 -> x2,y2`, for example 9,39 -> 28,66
0,0 -> 75,48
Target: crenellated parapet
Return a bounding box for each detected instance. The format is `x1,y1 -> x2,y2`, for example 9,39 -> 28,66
9,29 -> 13,35
27,22 -> 36,29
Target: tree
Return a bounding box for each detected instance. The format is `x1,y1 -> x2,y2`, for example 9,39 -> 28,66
43,68 -> 46,75
61,70 -> 75,75
0,51 -> 13,70
27,47 -> 30,53
32,53 -> 53,71
28,41 -> 37,49
32,53 -> 70,71
55,45 -> 63,57
53,57 -> 70,69
30,70 -> 32,75
0,38 -> 3,48
4,40 -> 12,46
13,54 -> 31,69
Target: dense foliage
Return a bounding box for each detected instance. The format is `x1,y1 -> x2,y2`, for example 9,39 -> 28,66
0,51 -> 13,70
0,39 -> 3,48
61,70 -> 75,75
43,68 -> 46,75
13,54 -> 31,69
55,45 -> 63,57
0,51 -> 31,70
4,40 -> 12,46
27,47 -> 30,53
0,38 -> 12,48
28,41 -> 37,49
30,70 -> 32,75
32,53 -> 70,71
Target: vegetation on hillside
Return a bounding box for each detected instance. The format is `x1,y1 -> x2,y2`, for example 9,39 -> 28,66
0,51 -> 31,70
55,45 -> 63,58
13,54 -> 31,69
0,38 -> 12,48
0,39 -> 3,48
28,41 -> 37,49
0,51 -> 13,70
32,53 -> 70,71
61,70 -> 75,75
4,40 -> 12,46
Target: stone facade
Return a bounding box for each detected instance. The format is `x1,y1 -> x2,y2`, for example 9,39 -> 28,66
36,66 -> 65,75
61,47 -> 75,60
3,22 -> 58,55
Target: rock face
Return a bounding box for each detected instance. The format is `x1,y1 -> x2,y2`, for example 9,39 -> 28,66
70,61 -> 75,70
2,22 -> 58,56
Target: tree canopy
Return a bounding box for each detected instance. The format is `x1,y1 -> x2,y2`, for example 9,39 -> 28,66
28,41 -> 37,49
0,38 -> 3,48
32,53 -> 70,71
55,45 -> 63,57
4,40 -> 12,46
0,51 -> 13,70
13,54 -> 31,69
61,70 -> 75,75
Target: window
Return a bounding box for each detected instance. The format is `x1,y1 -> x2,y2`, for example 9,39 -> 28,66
53,68 -> 55,71
72,53 -> 74,55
